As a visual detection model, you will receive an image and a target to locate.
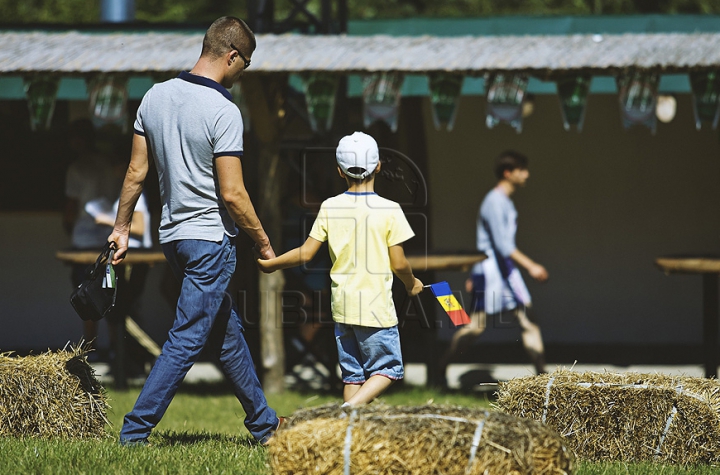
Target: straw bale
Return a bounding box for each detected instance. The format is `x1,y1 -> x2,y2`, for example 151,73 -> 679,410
269,403 -> 575,475
496,369 -> 720,464
0,346 -> 109,438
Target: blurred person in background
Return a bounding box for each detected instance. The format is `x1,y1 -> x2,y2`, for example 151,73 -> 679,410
438,150 -> 548,388
63,118 -> 118,356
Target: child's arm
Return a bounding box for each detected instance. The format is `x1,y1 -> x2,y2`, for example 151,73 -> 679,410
257,237 -> 323,273
389,244 -> 423,296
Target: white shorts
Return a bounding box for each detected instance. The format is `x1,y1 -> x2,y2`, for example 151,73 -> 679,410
470,249 -> 531,314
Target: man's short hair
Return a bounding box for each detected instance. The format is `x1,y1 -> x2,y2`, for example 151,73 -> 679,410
494,150 -> 529,180
201,16 -> 256,60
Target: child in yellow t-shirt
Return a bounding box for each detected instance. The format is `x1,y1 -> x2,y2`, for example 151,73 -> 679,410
257,131 -> 423,406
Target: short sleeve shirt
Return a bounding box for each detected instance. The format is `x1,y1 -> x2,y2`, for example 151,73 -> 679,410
309,192 -> 415,328
134,72 -> 244,243
476,187 -> 517,258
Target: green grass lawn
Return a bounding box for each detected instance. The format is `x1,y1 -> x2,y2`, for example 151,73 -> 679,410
2,383 -> 720,474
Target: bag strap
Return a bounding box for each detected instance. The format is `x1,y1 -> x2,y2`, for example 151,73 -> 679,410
91,241 -> 117,275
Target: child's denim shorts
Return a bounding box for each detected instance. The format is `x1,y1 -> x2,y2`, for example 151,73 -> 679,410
335,323 -> 404,384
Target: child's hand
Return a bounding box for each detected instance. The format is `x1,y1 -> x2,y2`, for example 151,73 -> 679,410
253,247 -> 276,274
407,277 -> 423,296
256,257 -> 276,274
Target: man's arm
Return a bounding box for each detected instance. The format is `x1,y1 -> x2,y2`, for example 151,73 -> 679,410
215,155 -> 275,259
510,249 -> 548,282
483,199 -> 548,283
108,134 -> 149,264
257,237 -> 323,273
389,244 -> 423,296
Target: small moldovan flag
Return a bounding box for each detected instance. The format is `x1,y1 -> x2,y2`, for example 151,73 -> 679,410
428,281 -> 471,326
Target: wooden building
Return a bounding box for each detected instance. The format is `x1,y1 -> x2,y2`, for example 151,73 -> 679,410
1,16 -> 719,378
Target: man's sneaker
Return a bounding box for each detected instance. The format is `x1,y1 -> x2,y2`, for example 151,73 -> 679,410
120,438 -> 150,447
261,417 -> 287,446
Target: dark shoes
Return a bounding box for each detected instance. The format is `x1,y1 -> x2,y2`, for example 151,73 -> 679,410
119,438 -> 150,447
261,416 -> 288,446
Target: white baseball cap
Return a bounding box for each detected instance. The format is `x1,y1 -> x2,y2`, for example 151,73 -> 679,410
336,132 -> 380,180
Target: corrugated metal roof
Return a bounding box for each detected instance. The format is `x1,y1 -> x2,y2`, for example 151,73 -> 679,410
1,31 -> 719,75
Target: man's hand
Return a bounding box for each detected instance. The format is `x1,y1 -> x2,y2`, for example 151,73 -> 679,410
407,277 -> 424,296
527,262 -> 549,282
510,249 -> 549,283
108,231 -> 129,265
253,245 -> 277,273
255,242 -> 276,260
465,277 -> 474,293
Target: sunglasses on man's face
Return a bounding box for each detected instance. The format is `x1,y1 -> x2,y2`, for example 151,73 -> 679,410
230,43 -> 251,69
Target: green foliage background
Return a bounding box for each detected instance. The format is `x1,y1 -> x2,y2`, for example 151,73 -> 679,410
0,0 -> 719,24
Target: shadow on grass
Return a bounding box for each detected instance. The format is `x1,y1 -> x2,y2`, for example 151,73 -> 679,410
155,430 -> 256,447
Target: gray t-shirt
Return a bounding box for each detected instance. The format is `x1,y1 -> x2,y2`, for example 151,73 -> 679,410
476,187 -> 517,258
134,72 -> 243,243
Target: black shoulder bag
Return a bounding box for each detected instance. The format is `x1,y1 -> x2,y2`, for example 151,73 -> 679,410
70,241 -> 118,321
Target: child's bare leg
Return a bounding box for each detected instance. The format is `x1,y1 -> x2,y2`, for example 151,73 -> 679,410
448,311 -> 487,355
345,375 -> 394,406
437,311 -> 487,385
343,383 -> 361,402
516,308 -> 546,374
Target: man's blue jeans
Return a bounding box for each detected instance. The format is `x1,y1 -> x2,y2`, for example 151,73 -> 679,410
119,236 -> 278,444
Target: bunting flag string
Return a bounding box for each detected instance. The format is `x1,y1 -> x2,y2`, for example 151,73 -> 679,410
301,73 -> 339,134
362,73 -> 404,132
428,73 -> 464,131
23,75 -> 60,132
557,75 -> 592,132
617,71 -> 659,134
485,73 -> 528,133
87,74 -> 129,133
689,71 -> 720,131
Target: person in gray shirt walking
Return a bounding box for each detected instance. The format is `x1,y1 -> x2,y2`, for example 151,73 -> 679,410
108,16 -> 281,445
438,150 -> 548,387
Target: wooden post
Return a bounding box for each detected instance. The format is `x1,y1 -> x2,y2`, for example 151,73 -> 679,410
242,73 -> 288,393
703,273 -> 719,378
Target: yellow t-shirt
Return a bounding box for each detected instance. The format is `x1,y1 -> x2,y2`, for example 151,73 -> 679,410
309,192 -> 415,328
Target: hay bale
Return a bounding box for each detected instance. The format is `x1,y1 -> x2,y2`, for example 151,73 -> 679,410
0,346 -> 109,438
496,369 -> 720,464
269,403 -> 575,474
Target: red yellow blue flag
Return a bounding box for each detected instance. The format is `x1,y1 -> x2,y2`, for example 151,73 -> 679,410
428,281 -> 471,326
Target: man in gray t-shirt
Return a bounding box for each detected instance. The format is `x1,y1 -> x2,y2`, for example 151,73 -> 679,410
133,71 -> 244,244
108,16 -> 280,446
438,150 -> 548,386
